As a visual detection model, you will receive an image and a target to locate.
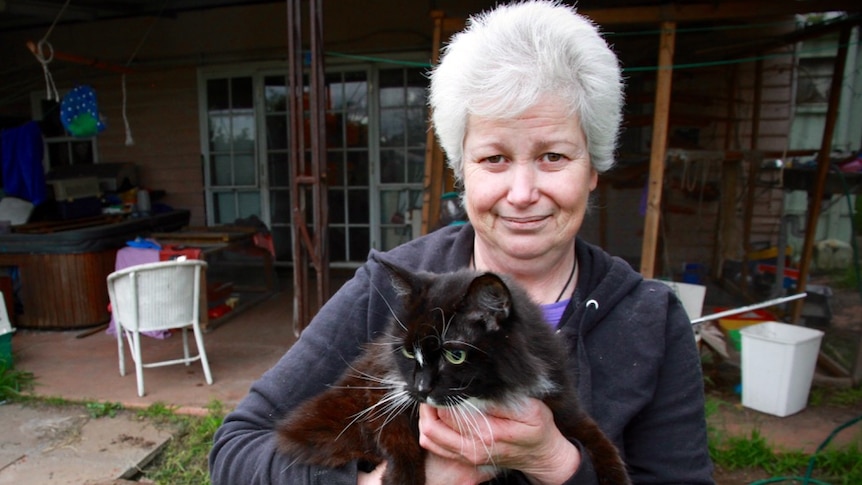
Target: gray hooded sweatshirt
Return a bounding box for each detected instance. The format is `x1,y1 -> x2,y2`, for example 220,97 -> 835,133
210,223 -> 714,484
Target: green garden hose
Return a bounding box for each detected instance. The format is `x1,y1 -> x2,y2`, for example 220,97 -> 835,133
748,413 -> 862,485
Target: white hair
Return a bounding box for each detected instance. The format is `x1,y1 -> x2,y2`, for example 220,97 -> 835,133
429,0 -> 624,182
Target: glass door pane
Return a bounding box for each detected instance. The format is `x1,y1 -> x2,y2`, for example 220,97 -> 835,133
325,70 -> 370,263
376,67 -> 427,251
205,76 -> 261,225
263,74 -> 293,261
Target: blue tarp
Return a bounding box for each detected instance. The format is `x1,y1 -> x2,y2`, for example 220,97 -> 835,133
1,121 -> 46,205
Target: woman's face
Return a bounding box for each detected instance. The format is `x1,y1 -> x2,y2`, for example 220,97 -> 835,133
462,97 -> 597,263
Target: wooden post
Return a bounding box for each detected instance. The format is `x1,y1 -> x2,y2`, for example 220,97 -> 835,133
791,27 -> 852,323
741,59 -> 764,290
640,21 -> 676,278
421,11 -> 447,235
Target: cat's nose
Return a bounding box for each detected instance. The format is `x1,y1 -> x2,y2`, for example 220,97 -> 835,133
416,379 -> 432,399
415,370 -> 436,400
414,366 -> 436,400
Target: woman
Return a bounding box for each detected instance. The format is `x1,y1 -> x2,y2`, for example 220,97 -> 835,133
210,2 -> 714,484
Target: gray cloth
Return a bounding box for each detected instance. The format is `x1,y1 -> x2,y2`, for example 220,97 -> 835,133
209,223 -> 714,484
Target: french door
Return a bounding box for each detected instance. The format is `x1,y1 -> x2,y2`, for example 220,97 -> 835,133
200,64 -> 427,266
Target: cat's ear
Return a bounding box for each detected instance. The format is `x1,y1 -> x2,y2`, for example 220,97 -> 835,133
465,273 -> 512,331
376,258 -> 417,298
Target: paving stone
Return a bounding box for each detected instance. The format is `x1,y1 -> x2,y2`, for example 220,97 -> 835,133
0,403 -> 171,485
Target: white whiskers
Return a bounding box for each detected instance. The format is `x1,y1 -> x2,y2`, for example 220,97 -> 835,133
329,367 -> 416,443
440,397 -> 498,469
371,279 -> 407,331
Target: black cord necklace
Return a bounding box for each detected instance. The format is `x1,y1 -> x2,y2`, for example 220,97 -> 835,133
554,257 -> 577,303
471,252 -> 577,303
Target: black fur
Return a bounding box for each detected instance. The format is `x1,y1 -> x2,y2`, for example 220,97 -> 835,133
277,261 -> 630,484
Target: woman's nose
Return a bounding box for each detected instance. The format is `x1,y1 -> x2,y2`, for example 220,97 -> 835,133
506,162 -> 540,206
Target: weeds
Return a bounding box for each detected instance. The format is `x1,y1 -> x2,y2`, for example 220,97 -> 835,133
710,429 -> 862,484
827,386 -> 862,407
812,445 -> 862,484
4,377 -> 859,485
0,361 -> 34,401
709,396 -> 862,485
85,401 -> 124,418
712,429 -> 786,471
140,400 -> 225,485
810,385 -> 862,408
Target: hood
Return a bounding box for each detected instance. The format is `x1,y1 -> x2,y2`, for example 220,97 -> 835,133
561,239 -> 644,413
567,238 -> 643,336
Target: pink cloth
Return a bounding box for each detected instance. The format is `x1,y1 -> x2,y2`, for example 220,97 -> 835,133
106,247 -> 172,339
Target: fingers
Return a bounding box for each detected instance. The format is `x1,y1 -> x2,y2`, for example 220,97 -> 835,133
420,404 -> 490,464
424,450 -> 498,485
418,404 -> 462,459
420,400 -> 582,483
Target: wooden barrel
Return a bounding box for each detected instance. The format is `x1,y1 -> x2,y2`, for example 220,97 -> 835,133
0,250 -> 117,329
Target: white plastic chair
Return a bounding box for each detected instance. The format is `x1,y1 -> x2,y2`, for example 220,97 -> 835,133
107,259 -> 213,396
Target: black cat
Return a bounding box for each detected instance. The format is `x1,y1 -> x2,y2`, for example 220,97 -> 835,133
277,261 -> 630,485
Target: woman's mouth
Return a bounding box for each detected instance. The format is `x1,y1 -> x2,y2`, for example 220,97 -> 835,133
500,215 -> 549,230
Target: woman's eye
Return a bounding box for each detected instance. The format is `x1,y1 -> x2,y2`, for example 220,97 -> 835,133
483,155 -> 505,164
443,349 -> 467,364
544,153 -> 563,162
401,347 -> 415,359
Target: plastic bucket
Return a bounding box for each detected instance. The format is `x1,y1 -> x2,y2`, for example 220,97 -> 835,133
740,322 -> 823,417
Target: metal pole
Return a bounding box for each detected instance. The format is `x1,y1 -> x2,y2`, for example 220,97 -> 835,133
691,292 -> 807,325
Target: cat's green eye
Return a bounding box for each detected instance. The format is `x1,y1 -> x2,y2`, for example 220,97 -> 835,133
401,346 -> 415,359
444,349 -> 467,365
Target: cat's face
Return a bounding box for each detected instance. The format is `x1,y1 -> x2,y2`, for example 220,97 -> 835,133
382,263 -> 522,409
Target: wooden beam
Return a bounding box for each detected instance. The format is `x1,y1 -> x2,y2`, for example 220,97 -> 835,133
712,64 -> 742,281
791,26 -> 852,323
26,41 -> 134,74
421,10 -> 447,235
640,21 -> 676,279
718,160 -> 742,279
741,59 -> 764,292
439,2 -> 860,29
584,1 -> 862,25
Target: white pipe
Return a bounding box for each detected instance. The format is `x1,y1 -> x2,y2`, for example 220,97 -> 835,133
691,292 -> 807,324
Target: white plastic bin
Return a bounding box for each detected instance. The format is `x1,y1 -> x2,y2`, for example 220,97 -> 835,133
660,281 -> 706,320
739,322 -> 823,417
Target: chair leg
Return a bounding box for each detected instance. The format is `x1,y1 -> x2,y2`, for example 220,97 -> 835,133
182,327 -> 190,365
132,330 -> 145,397
117,327 -> 126,377
192,324 -> 213,385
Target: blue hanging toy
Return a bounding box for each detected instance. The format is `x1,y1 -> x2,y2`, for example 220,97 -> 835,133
60,84 -> 105,137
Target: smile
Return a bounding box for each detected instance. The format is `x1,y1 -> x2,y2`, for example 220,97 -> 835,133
500,215 -> 549,229
502,214 -> 548,222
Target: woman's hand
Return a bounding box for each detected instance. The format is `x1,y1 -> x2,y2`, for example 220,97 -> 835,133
356,452 -> 494,485
418,399 -> 581,485
423,450 -> 497,485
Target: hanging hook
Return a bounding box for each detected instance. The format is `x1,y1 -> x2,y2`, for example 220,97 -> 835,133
27,39 -> 59,101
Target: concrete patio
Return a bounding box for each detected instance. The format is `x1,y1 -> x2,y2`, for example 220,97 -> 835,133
10,280 -> 300,415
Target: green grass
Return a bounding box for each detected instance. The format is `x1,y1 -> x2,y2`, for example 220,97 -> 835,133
711,428 -> 809,474
5,362 -> 861,484
139,400 -> 225,485
0,361 -> 34,401
85,400 -> 125,418
708,394 -> 862,485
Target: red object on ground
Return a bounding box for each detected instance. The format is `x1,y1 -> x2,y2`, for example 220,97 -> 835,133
208,304 -> 232,320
